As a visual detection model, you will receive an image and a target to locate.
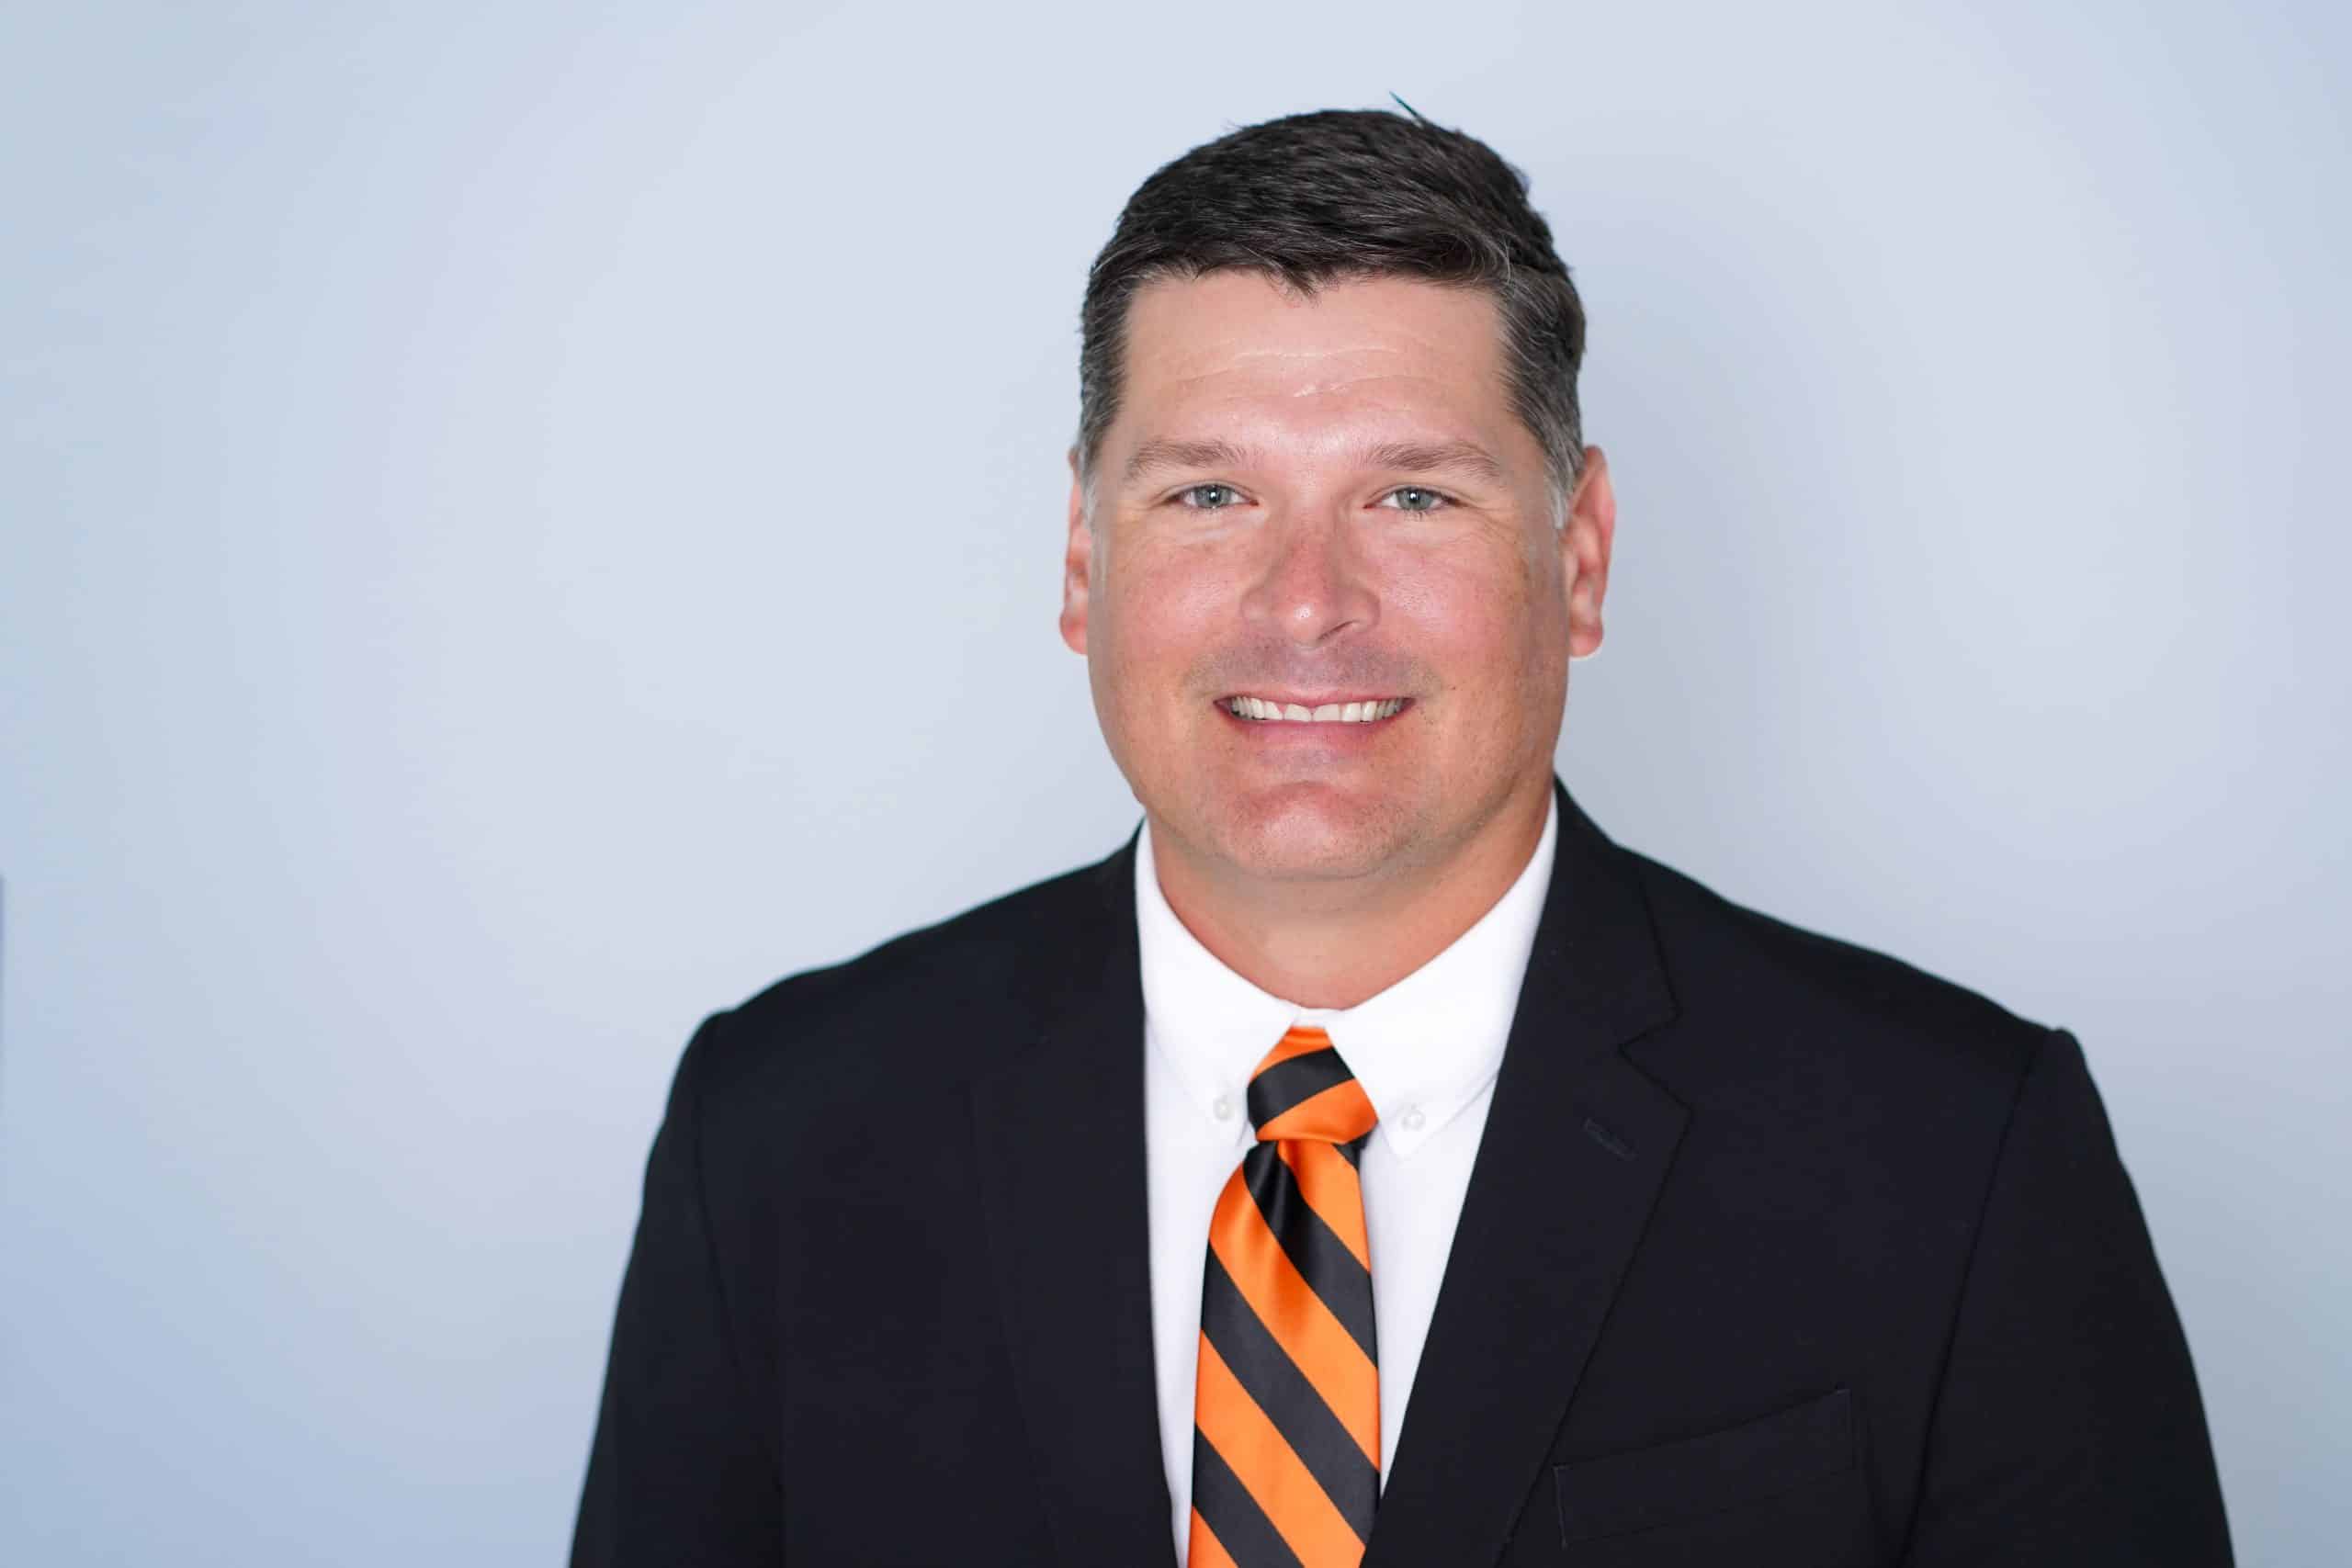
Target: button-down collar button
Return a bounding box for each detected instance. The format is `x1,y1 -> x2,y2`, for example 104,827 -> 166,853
1212,1093 -> 1235,1122
1400,1105 -> 1426,1132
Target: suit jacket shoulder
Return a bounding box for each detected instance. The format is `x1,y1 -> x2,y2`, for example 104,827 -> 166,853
1623,846 -> 2057,1134
679,840 -> 1136,1133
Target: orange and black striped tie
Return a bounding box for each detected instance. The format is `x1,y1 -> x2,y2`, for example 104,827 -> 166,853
1189,1025 -> 1380,1568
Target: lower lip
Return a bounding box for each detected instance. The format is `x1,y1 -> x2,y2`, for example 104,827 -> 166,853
1215,701 -> 1412,742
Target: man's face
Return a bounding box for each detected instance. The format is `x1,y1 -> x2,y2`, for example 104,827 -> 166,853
1060,271 -> 1614,889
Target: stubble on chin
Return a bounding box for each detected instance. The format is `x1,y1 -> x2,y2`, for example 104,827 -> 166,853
1178,779 -> 1426,888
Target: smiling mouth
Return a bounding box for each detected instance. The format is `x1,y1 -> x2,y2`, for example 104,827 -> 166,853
1219,695 -> 1409,724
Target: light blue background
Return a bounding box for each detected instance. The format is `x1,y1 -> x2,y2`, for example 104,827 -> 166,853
4,3 -> 2345,1562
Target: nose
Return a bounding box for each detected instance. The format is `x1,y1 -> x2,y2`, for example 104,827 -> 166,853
1238,508 -> 1379,648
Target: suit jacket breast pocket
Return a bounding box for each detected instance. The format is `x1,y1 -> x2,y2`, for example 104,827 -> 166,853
1550,1386 -> 1871,1562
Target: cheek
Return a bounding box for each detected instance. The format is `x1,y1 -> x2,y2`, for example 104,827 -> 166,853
1380,549 -> 1553,685
1114,547 -> 1232,649
1096,548 -> 1232,710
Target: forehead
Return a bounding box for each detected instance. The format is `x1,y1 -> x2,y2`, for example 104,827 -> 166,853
1111,272 -> 1521,462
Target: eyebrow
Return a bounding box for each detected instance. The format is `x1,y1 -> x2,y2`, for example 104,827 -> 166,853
1123,437 -> 1255,484
1121,436 -> 1509,487
1363,439 -> 1508,485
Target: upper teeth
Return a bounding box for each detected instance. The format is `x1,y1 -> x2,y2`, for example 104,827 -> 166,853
1223,697 -> 1406,723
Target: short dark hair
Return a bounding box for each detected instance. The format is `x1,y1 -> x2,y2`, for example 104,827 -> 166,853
1076,107 -> 1588,503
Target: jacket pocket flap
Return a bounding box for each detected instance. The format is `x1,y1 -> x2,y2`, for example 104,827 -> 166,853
1554,1385 -> 1858,1543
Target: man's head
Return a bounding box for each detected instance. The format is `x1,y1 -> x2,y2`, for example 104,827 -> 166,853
1059,108 -> 1615,898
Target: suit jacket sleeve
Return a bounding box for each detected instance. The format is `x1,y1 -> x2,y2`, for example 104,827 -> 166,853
1899,1028 -> 2232,1565
572,1012 -> 783,1566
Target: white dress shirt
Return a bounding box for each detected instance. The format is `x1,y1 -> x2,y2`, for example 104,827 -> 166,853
1136,795 -> 1559,1566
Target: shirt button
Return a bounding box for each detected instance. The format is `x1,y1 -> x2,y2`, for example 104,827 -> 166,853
1212,1094 -> 1234,1122
1400,1106 -> 1426,1132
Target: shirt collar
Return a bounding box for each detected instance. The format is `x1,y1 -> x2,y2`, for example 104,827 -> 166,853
1135,793 -> 1559,1161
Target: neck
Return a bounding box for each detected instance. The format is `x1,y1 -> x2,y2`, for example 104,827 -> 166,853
1148,777 -> 1553,1010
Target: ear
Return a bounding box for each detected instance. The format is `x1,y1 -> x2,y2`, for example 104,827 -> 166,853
1560,446 -> 1616,659
1058,449 -> 1094,656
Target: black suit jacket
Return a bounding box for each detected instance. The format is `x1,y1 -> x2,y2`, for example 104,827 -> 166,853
573,781 -> 2230,1565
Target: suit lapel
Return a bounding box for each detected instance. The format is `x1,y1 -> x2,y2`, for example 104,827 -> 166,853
967,833 -> 1181,1568
1364,781 -> 1689,1567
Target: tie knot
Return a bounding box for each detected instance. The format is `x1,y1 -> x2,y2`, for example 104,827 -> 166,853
1247,1025 -> 1378,1146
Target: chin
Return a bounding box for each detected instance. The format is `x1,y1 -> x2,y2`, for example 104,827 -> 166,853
1204,790 -> 1415,883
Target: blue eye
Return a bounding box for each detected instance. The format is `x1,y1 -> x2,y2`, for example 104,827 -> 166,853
1180,483 -> 1242,510
1383,486 -> 1449,513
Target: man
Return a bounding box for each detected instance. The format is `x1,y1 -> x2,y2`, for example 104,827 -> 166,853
572,109 -> 2231,1566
